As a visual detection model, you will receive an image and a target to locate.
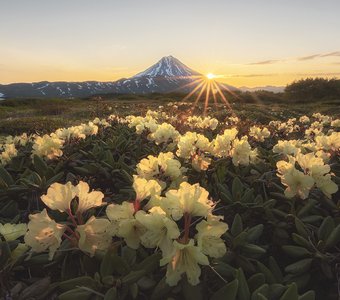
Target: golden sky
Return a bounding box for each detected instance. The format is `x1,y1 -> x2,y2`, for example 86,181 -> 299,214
1,0 -> 340,87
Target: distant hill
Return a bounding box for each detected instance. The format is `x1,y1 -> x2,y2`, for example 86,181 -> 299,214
239,86 -> 285,93
0,56 -> 238,98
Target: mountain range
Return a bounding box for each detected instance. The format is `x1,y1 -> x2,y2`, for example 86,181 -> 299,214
0,56 -> 283,99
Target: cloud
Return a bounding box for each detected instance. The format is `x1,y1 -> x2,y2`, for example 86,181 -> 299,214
228,73 -> 278,78
247,50 -> 340,65
320,51 -> 340,57
247,60 -> 281,65
297,54 -> 321,61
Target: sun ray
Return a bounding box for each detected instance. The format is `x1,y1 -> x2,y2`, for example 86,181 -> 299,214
191,82 -> 208,111
178,78 -> 204,92
204,81 -> 211,115
212,80 -> 234,113
182,80 -> 206,102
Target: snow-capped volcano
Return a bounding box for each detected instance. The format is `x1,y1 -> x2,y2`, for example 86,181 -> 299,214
0,56 -> 237,98
134,55 -> 201,78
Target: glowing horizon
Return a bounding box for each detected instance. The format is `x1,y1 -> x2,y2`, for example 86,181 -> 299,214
1,0 -> 339,87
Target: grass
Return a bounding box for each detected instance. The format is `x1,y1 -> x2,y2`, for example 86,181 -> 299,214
0,95 -> 339,136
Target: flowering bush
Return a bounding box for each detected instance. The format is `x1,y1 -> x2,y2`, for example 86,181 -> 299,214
0,105 -> 339,299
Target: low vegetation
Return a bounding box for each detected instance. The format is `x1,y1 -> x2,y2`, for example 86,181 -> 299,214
0,99 -> 339,299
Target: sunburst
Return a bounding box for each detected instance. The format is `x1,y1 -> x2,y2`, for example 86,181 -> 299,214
182,73 -> 236,115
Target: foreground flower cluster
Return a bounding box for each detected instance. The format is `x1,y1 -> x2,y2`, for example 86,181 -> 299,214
0,106 -> 339,292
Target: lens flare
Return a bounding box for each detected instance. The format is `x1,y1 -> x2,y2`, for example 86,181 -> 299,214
181,73 -> 236,116
206,73 -> 216,80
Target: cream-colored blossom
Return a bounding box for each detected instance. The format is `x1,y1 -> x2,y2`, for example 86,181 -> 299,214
277,164 -> 314,199
249,126 -> 270,142
106,201 -> 135,235
32,134 -> 64,159
77,216 -> 112,256
135,207 -> 180,255
195,216 -> 228,258
231,136 -> 254,166
41,182 -> 76,212
160,239 -> 209,286
161,182 -> 213,220
24,209 -> 65,260
0,143 -> 18,165
133,176 -> 162,201
74,181 -> 104,213
211,128 -> 238,157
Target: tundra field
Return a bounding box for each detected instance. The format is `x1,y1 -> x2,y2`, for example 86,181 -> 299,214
0,97 -> 340,300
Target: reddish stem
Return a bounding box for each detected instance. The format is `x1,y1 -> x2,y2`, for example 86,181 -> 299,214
133,199 -> 140,213
183,213 -> 192,244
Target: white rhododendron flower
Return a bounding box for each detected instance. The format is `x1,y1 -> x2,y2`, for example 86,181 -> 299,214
136,152 -> 186,185
41,182 -> 76,213
24,209 -> 65,260
231,136 -> 256,166
32,134 -> 64,159
0,143 -> 18,165
315,132 -> 340,153
273,140 -> 301,156
133,176 -> 162,201
176,132 -> 211,159
135,207 -> 180,256
211,128 -> 238,157
0,223 -> 27,241
117,218 -> 145,249
160,239 -> 209,286
74,181 -> 104,213
148,123 -> 179,145
161,182 -> 213,221
77,216 -> 112,256
276,161 -> 314,199
106,201 -> 135,235
195,215 -> 228,258
299,116 -> 310,124
331,119 -> 340,127
249,126 -> 270,142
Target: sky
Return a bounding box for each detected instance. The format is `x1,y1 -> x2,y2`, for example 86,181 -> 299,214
1,0 -> 340,87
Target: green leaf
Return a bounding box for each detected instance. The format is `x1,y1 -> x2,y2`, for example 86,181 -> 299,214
33,154 -> 48,176
325,224 -> 340,250
58,288 -> 94,300
232,177 -> 244,201
242,244 -> 266,256
284,258 -> 313,274
59,276 -> 97,292
318,216 -> 334,241
122,269 -> 146,285
133,253 -> 161,274
182,280 -> 203,300
294,218 -> 308,239
0,166 -> 14,186
211,279 -> 239,300
246,224 -> 264,242
0,241 -> 11,270
268,257 -> 283,282
236,268 -> 250,300
282,246 -> 311,258
251,284 -> 269,300
231,214 -> 243,236
248,273 -> 266,292
298,290 -> 315,300
280,283 -> 298,300
104,287 -> 117,300
292,234 -> 312,250
150,277 -> 172,300
256,261 -> 276,284
100,249 -> 130,277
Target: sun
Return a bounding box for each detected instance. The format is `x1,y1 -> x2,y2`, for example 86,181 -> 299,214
206,73 -> 216,80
